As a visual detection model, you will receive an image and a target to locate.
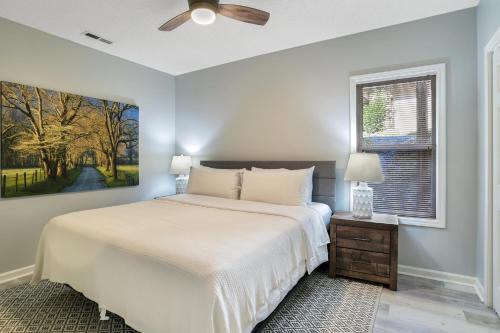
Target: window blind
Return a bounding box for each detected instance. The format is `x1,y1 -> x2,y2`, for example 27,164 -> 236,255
356,75 -> 436,218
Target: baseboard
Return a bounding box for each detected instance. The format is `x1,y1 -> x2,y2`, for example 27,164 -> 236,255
0,265 -> 34,285
398,265 -> 484,302
474,278 -> 485,303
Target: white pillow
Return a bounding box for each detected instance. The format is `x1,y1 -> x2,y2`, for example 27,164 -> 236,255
251,166 -> 315,203
198,165 -> 244,185
240,167 -> 314,206
187,167 -> 243,199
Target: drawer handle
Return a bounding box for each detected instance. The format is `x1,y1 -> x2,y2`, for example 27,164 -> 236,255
352,260 -> 371,265
351,237 -> 371,242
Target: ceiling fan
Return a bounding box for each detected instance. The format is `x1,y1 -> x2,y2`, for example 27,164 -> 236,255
158,0 -> 270,31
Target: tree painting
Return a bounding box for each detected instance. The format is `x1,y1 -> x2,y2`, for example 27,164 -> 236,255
0,81 -> 139,198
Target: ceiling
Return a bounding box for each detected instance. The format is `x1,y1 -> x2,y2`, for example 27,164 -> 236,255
0,0 -> 479,76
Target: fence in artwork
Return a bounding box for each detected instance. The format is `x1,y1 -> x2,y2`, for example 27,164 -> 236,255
1,169 -> 45,197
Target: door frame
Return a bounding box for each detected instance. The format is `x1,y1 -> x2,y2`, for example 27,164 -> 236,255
483,27 -> 500,308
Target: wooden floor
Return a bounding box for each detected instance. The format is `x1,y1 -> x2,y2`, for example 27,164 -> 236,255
374,275 -> 500,333
1,274 -> 499,332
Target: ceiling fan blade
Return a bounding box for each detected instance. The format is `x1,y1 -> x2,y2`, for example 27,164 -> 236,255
218,4 -> 270,26
158,10 -> 191,31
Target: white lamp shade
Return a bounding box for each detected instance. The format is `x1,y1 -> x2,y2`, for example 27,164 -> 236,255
170,155 -> 192,175
345,153 -> 384,182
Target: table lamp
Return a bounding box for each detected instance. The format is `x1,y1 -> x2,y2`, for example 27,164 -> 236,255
170,155 -> 192,194
345,153 -> 384,218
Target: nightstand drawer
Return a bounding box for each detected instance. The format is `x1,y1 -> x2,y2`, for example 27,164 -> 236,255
337,225 -> 390,253
336,248 -> 390,277
330,213 -> 398,290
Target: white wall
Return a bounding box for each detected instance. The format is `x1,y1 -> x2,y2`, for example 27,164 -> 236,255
476,0 -> 500,287
0,18 -> 176,274
176,9 -> 478,276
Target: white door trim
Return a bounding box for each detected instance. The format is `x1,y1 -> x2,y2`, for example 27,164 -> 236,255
483,27 -> 500,308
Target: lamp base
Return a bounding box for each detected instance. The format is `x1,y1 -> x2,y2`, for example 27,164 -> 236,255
352,182 -> 373,219
176,175 -> 189,194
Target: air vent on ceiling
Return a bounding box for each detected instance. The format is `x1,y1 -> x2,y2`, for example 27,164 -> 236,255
82,31 -> 113,45
98,38 -> 113,45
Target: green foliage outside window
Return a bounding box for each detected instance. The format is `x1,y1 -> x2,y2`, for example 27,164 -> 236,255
363,92 -> 387,134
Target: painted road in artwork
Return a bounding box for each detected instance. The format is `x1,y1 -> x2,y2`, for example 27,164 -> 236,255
61,167 -> 106,193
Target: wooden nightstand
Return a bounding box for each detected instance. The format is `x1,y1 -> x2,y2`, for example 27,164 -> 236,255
329,212 -> 398,290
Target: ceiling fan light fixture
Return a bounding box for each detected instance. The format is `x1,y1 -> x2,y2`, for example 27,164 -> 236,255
158,0 -> 269,32
191,6 -> 216,25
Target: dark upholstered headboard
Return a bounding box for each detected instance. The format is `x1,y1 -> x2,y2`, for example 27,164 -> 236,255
200,161 -> 336,212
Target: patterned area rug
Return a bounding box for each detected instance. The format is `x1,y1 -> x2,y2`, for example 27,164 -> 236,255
258,267 -> 382,333
0,266 -> 382,333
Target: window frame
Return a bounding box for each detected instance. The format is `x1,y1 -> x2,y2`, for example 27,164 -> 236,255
349,64 -> 446,228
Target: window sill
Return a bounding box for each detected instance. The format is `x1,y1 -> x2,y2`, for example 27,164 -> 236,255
398,216 -> 445,229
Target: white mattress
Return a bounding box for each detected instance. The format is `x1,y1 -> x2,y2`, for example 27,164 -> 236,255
308,202 -> 332,227
33,194 -> 330,333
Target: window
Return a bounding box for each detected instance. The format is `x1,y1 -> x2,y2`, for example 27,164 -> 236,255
350,64 -> 446,228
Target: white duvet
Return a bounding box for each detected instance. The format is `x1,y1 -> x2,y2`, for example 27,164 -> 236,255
33,194 -> 330,333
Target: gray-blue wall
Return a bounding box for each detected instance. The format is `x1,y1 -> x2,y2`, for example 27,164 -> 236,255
476,0 -> 500,287
0,18 -> 176,274
0,6 -> 486,279
176,9 -> 478,276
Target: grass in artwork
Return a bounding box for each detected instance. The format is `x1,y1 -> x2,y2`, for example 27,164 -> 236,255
97,165 -> 139,188
1,81 -> 139,198
1,168 -> 83,198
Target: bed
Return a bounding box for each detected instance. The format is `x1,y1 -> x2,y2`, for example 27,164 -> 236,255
33,161 -> 336,333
